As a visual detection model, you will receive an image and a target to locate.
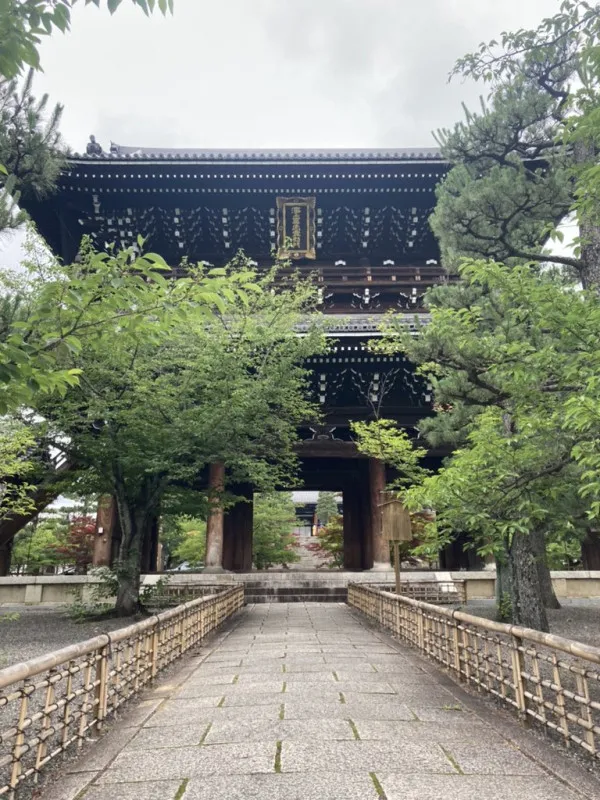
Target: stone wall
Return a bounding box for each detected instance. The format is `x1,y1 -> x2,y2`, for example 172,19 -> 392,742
2,570 -> 600,605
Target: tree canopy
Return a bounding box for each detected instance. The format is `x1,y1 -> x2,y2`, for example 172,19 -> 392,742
33,255 -> 324,612
353,1 -> 600,630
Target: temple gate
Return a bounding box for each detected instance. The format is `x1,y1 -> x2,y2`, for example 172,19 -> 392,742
24,145 -> 452,571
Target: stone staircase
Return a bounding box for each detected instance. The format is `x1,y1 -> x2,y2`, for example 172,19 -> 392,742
289,527 -> 323,571
243,577 -> 347,603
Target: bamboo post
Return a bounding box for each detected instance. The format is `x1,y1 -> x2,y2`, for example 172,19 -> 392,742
35,673 -> 56,775
511,633 -> 527,719
393,542 -> 401,595
94,645 -> 108,731
10,689 -> 29,792
452,622 -> 462,678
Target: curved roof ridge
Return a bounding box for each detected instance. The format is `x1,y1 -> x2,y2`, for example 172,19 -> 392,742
73,143 -> 444,162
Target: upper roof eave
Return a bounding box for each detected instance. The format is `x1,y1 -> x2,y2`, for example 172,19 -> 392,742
69,144 -> 446,166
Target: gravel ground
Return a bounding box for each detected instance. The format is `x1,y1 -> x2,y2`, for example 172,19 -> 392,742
0,605 -> 136,669
466,598 -> 600,647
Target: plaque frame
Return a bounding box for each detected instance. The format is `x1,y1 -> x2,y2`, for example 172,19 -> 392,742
276,196 -> 317,260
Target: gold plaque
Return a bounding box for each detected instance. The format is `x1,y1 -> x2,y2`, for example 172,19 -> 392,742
276,197 -> 316,260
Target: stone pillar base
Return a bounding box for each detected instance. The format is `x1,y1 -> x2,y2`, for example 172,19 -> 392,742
369,561 -> 392,572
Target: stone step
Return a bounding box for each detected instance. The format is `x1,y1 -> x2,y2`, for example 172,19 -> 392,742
245,585 -> 347,603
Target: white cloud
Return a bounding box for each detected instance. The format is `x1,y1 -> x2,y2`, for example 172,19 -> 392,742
31,0 -> 559,152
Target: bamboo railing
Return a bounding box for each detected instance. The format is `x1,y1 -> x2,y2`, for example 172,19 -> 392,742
348,583 -> 600,761
0,585 -> 244,797
368,580 -> 467,605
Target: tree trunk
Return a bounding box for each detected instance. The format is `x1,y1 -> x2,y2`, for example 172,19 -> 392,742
114,501 -> 143,617
581,528 -> 600,569
508,532 -> 549,632
495,549 -> 512,621
0,538 -> 12,576
114,477 -> 162,617
530,527 -> 560,609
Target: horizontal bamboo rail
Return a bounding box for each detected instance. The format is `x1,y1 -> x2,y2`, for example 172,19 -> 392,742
348,583 -> 600,761
368,580 -> 467,605
0,585 -> 244,797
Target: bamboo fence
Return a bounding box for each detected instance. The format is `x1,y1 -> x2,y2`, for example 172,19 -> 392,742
368,580 -> 467,605
0,585 -> 244,797
348,583 -> 600,761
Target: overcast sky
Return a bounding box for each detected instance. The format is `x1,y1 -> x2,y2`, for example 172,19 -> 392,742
0,0 -> 563,264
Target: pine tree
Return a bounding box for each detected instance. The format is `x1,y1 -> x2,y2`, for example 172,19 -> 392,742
0,70 -> 63,234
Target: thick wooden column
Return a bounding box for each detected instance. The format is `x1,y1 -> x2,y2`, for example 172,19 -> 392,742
205,462 -> 226,571
0,538 -> 13,576
343,478 -> 371,570
582,529 -> 600,570
223,485 -> 253,572
369,458 -> 390,570
93,495 -> 118,568
141,515 -> 160,573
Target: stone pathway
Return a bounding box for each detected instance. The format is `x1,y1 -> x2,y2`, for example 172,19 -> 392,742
42,603 -> 600,800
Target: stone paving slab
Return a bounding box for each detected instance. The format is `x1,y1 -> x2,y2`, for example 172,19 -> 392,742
176,679 -> 284,697
280,739 -> 456,773
127,724 -> 210,749
183,772 -> 380,799
204,719 -> 356,744
97,742 -> 277,783
378,773 -> 580,800
82,780 -> 183,800
37,602 -> 600,800
354,717 -> 498,744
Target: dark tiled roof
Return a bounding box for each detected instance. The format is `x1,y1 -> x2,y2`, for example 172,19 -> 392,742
72,144 -> 444,162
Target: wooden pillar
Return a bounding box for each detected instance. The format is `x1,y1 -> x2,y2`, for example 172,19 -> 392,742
223,485 -> 253,572
343,481 -> 368,570
368,458 -> 390,569
205,462 -> 226,571
141,515 -> 160,574
93,495 -> 118,568
0,538 -> 13,576
582,528 -> 600,570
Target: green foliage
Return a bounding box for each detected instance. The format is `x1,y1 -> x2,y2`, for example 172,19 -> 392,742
172,517 -> 206,568
546,535 -> 583,570
306,514 -> 344,568
399,260 -> 591,553
252,492 -> 300,570
351,419 -> 429,492
432,0 -> 600,289
11,517 -> 65,572
0,418 -> 37,524
0,0 -> 173,79
33,254 -> 323,611
497,592 -> 512,623
0,237 -> 259,413
315,491 -> 338,525
139,574 -> 171,609
67,565 -> 119,620
0,71 -> 63,233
